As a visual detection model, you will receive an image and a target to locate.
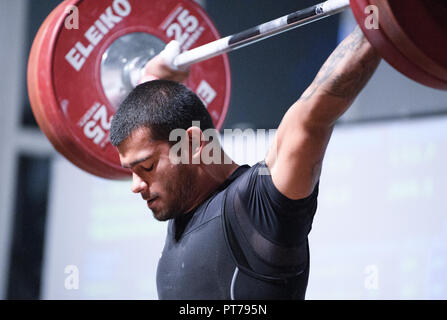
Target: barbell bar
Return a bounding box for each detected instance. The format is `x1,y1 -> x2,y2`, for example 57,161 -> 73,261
27,0 -> 447,179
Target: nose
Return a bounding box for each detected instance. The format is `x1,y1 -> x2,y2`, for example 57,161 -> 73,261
131,172 -> 148,194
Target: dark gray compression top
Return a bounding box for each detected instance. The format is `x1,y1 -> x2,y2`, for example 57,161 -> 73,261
156,161 -> 319,299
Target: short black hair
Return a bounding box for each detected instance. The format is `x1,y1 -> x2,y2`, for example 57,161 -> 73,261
110,80 -> 215,146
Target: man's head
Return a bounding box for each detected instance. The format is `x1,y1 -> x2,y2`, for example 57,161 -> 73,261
110,80 -> 215,221
110,80 -> 215,147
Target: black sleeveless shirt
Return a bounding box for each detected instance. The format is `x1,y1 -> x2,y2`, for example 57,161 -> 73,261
156,161 -> 319,299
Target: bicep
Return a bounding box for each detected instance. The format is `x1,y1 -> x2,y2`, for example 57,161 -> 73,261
266,100 -> 334,200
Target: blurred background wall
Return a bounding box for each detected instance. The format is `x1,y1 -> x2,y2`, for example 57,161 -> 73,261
0,0 -> 446,299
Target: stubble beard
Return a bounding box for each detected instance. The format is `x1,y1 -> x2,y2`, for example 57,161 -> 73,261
152,164 -> 195,222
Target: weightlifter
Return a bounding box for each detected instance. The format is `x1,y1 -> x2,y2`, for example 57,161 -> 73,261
109,26 -> 381,299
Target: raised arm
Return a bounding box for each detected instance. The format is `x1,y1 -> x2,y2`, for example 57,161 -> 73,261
265,26 -> 382,200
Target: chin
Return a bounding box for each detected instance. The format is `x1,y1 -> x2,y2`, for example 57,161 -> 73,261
152,208 -> 176,222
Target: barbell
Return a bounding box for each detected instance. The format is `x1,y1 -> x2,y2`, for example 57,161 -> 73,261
27,0 -> 447,179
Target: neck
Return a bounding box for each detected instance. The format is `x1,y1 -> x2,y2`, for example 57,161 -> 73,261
183,155 -> 239,214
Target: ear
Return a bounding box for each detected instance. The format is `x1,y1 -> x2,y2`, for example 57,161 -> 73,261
185,126 -> 205,165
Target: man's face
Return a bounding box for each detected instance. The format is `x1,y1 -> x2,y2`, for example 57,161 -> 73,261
117,128 -> 195,221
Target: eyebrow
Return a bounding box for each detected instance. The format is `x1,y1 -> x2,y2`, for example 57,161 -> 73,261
122,155 -> 153,169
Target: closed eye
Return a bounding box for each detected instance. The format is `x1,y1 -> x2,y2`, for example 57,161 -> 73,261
142,164 -> 154,172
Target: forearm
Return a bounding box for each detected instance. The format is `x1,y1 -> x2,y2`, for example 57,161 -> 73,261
299,26 -> 381,127
266,27 -> 381,197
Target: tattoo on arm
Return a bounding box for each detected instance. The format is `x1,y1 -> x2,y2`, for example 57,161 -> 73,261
300,27 -> 381,102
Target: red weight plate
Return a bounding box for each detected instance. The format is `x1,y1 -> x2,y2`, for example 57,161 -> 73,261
28,0 -> 231,179
370,0 -> 447,84
29,0 -> 129,179
387,0 -> 447,70
350,0 -> 447,90
28,2 -> 101,176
